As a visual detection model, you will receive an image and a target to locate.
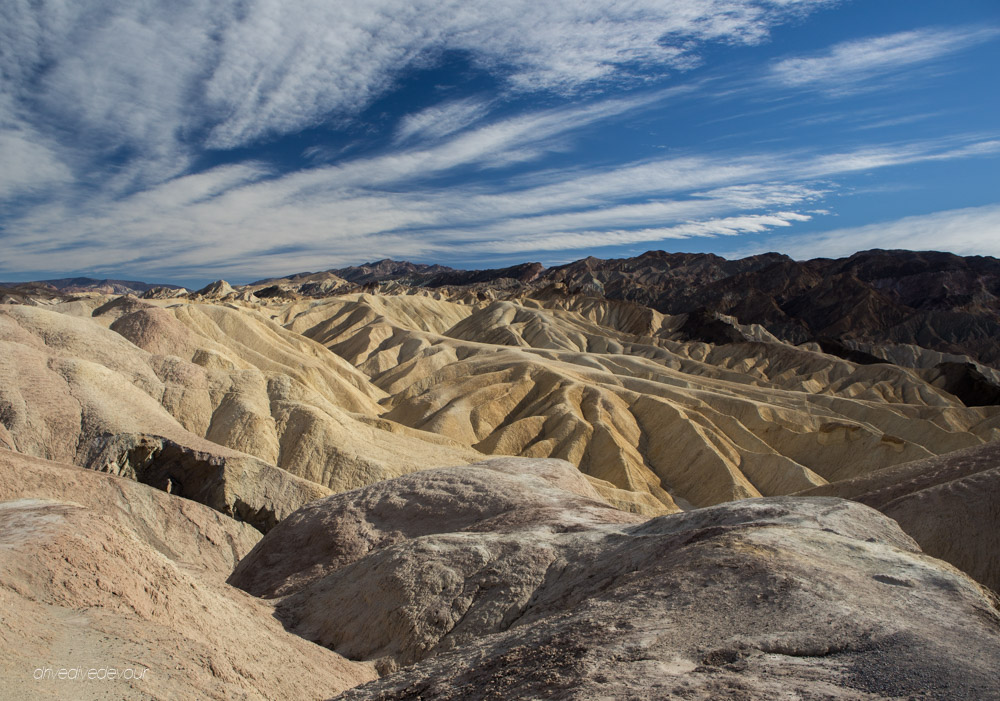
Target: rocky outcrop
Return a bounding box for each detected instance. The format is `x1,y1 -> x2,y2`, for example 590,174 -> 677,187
924,361 -> 1000,407
0,447 -> 261,577
83,433 -> 329,533
194,279 -> 237,298
229,457 -> 638,599
229,459 -> 1000,699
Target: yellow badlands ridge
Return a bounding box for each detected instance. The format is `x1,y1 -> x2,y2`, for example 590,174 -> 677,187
2,289 -> 997,521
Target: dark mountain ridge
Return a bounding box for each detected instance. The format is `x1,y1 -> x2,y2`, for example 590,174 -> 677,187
331,259 -> 456,285
261,248 -> 1000,369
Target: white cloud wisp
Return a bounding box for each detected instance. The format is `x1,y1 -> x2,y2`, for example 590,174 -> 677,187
768,26 -> 999,93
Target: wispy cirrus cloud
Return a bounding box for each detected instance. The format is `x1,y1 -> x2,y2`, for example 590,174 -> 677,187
394,98 -> 493,144
2,0 -> 835,169
2,113 -> 996,280
767,26 -> 999,93
247,86 -> 687,194
0,127 -> 72,201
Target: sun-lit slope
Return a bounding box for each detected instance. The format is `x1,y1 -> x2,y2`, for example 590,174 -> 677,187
269,292 -> 1000,511
0,304 -> 331,527
0,300 -> 477,514
279,291 -> 477,341
106,299 -> 480,490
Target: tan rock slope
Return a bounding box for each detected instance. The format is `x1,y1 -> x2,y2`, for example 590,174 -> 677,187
0,303 -> 331,530
271,292 -> 999,513
800,440 -> 1000,593
0,299 -> 478,527
227,459 -> 1000,700
3,266 -> 999,699
0,448 -> 375,700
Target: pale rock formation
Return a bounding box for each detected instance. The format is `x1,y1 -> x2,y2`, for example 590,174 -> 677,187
229,457 -> 638,599
229,459 -> 1000,699
194,279 -> 237,298
0,304 -> 330,530
0,301 -> 479,527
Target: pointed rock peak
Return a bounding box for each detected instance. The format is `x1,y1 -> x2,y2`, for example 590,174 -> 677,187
195,279 -> 234,297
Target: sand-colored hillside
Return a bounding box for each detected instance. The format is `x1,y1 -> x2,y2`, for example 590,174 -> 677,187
262,292 -> 999,512
2,285 -> 997,522
0,300 -> 479,527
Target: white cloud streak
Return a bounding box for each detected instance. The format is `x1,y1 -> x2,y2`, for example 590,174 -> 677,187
768,26 -> 999,93
394,98 -> 493,144
2,118 -> 995,279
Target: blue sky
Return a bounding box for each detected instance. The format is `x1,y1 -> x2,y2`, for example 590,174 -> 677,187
2,0 -> 999,287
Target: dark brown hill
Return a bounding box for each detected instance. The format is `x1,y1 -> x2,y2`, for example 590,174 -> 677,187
331,259 -> 455,285
545,250 -> 790,304
423,261 -> 546,287
663,250 -> 1000,364
535,250 -> 1000,364
0,282 -> 76,304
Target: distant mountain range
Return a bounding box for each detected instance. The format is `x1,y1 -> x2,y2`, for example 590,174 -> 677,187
0,277 -> 186,295
255,249 -> 1000,370
7,249 -> 1000,372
